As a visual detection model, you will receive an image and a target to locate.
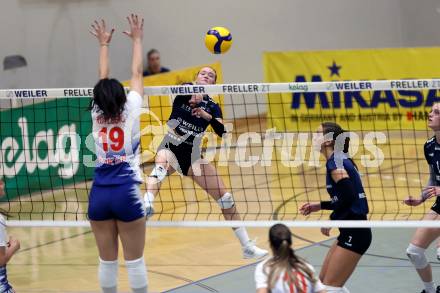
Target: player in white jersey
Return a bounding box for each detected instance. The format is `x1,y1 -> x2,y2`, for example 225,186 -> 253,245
0,180 -> 20,293
88,15 -> 147,293
255,224 -> 326,293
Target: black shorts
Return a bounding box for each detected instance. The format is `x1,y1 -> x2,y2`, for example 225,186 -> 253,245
337,227 -> 372,255
336,213 -> 371,255
431,197 -> 440,214
158,134 -> 202,176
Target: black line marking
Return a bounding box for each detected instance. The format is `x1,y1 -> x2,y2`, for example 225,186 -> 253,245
16,229 -> 93,254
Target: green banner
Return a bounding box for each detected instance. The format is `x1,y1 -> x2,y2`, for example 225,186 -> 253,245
0,98 -> 94,199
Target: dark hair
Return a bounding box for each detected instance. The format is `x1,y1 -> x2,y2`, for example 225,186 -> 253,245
196,66 -> 217,83
89,78 -> 126,122
264,224 -> 317,291
321,121 -> 357,168
147,49 -> 159,59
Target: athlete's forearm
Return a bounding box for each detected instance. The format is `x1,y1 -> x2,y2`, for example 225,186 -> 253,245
320,201 -> 335,210
210,118 -> 226,137
421,165 -> 437,201
98,44 -> 110,79
131,39 -> 143,77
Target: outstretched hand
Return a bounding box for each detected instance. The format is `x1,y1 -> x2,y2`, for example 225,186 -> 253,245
321,227 -> 331,236
89,19 -> 115,45
191,108 -> 212,121
422,186 -> 440,200
300,202 -> 321,216
123,14 -> 144,40
403,196 -> 424,206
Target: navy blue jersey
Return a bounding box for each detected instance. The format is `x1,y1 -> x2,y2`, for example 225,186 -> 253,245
168,93 -> 222,145
326,153 -> 369,217
424,136 -> 440,185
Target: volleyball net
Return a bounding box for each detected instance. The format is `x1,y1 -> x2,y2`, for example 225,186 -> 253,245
0,79 -> 439,227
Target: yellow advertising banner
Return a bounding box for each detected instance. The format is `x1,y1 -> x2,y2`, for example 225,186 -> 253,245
263,48 -> 440,131
123,62 -> 223,163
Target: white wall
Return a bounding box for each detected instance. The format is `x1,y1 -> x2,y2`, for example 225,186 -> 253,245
399,0 -> 440,47
0,0 -> 406,89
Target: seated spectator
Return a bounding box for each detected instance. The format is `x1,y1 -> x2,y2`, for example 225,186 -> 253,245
143,49 -> 170,76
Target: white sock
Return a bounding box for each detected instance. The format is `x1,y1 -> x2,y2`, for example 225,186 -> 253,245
145,191 -> 155,205
99,258 -> 118,293
424,281 -> 436,293
126,257 -> 148,292
233,227 -> 250,247
325,285 -> 345,292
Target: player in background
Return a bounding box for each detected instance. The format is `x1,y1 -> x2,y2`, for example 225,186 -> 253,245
403,103 -> 440,293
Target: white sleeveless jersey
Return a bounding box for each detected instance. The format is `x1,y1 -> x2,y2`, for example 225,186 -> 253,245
255,258 -> 325,293
91,90 -> 143,185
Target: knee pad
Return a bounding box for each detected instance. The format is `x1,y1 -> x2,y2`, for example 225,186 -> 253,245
149,165 -> 167,183
406,243 -> 429,269
99,258 -> 118,289
217,192 -> 235,209
126,257 -> 148,290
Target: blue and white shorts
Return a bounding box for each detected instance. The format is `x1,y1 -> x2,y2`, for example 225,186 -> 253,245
88,183 -> 146,222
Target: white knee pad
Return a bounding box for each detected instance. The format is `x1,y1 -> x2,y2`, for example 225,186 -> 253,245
217,192 -> 235,209
406,243 -> 429,269
126,257 -> 148,291
99,258 -> 118,290
149,165 -> 167,182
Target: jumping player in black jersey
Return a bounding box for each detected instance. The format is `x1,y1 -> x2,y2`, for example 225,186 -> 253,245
300,122 -> 371,293
143,66 -> 268,259
403,103 -> 440,293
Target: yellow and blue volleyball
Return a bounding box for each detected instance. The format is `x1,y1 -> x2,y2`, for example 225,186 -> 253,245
204,27 -> 232,54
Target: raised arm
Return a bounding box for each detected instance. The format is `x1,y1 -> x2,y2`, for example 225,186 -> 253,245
123,14 -> 144,96
89,19 -> 115,79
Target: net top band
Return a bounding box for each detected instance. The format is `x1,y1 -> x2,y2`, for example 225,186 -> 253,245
2,79 -> 440,99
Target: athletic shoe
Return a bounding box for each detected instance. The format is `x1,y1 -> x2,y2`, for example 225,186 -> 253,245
420,285 -> 440,293
243,240 -> 269,259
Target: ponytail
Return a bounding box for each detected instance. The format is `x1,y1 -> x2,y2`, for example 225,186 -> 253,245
265,224 -> 319,292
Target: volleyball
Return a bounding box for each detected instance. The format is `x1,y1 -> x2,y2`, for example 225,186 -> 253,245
204,26 -> 232,54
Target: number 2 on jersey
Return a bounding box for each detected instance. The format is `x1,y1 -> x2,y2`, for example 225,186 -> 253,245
99,127 -> 124,152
